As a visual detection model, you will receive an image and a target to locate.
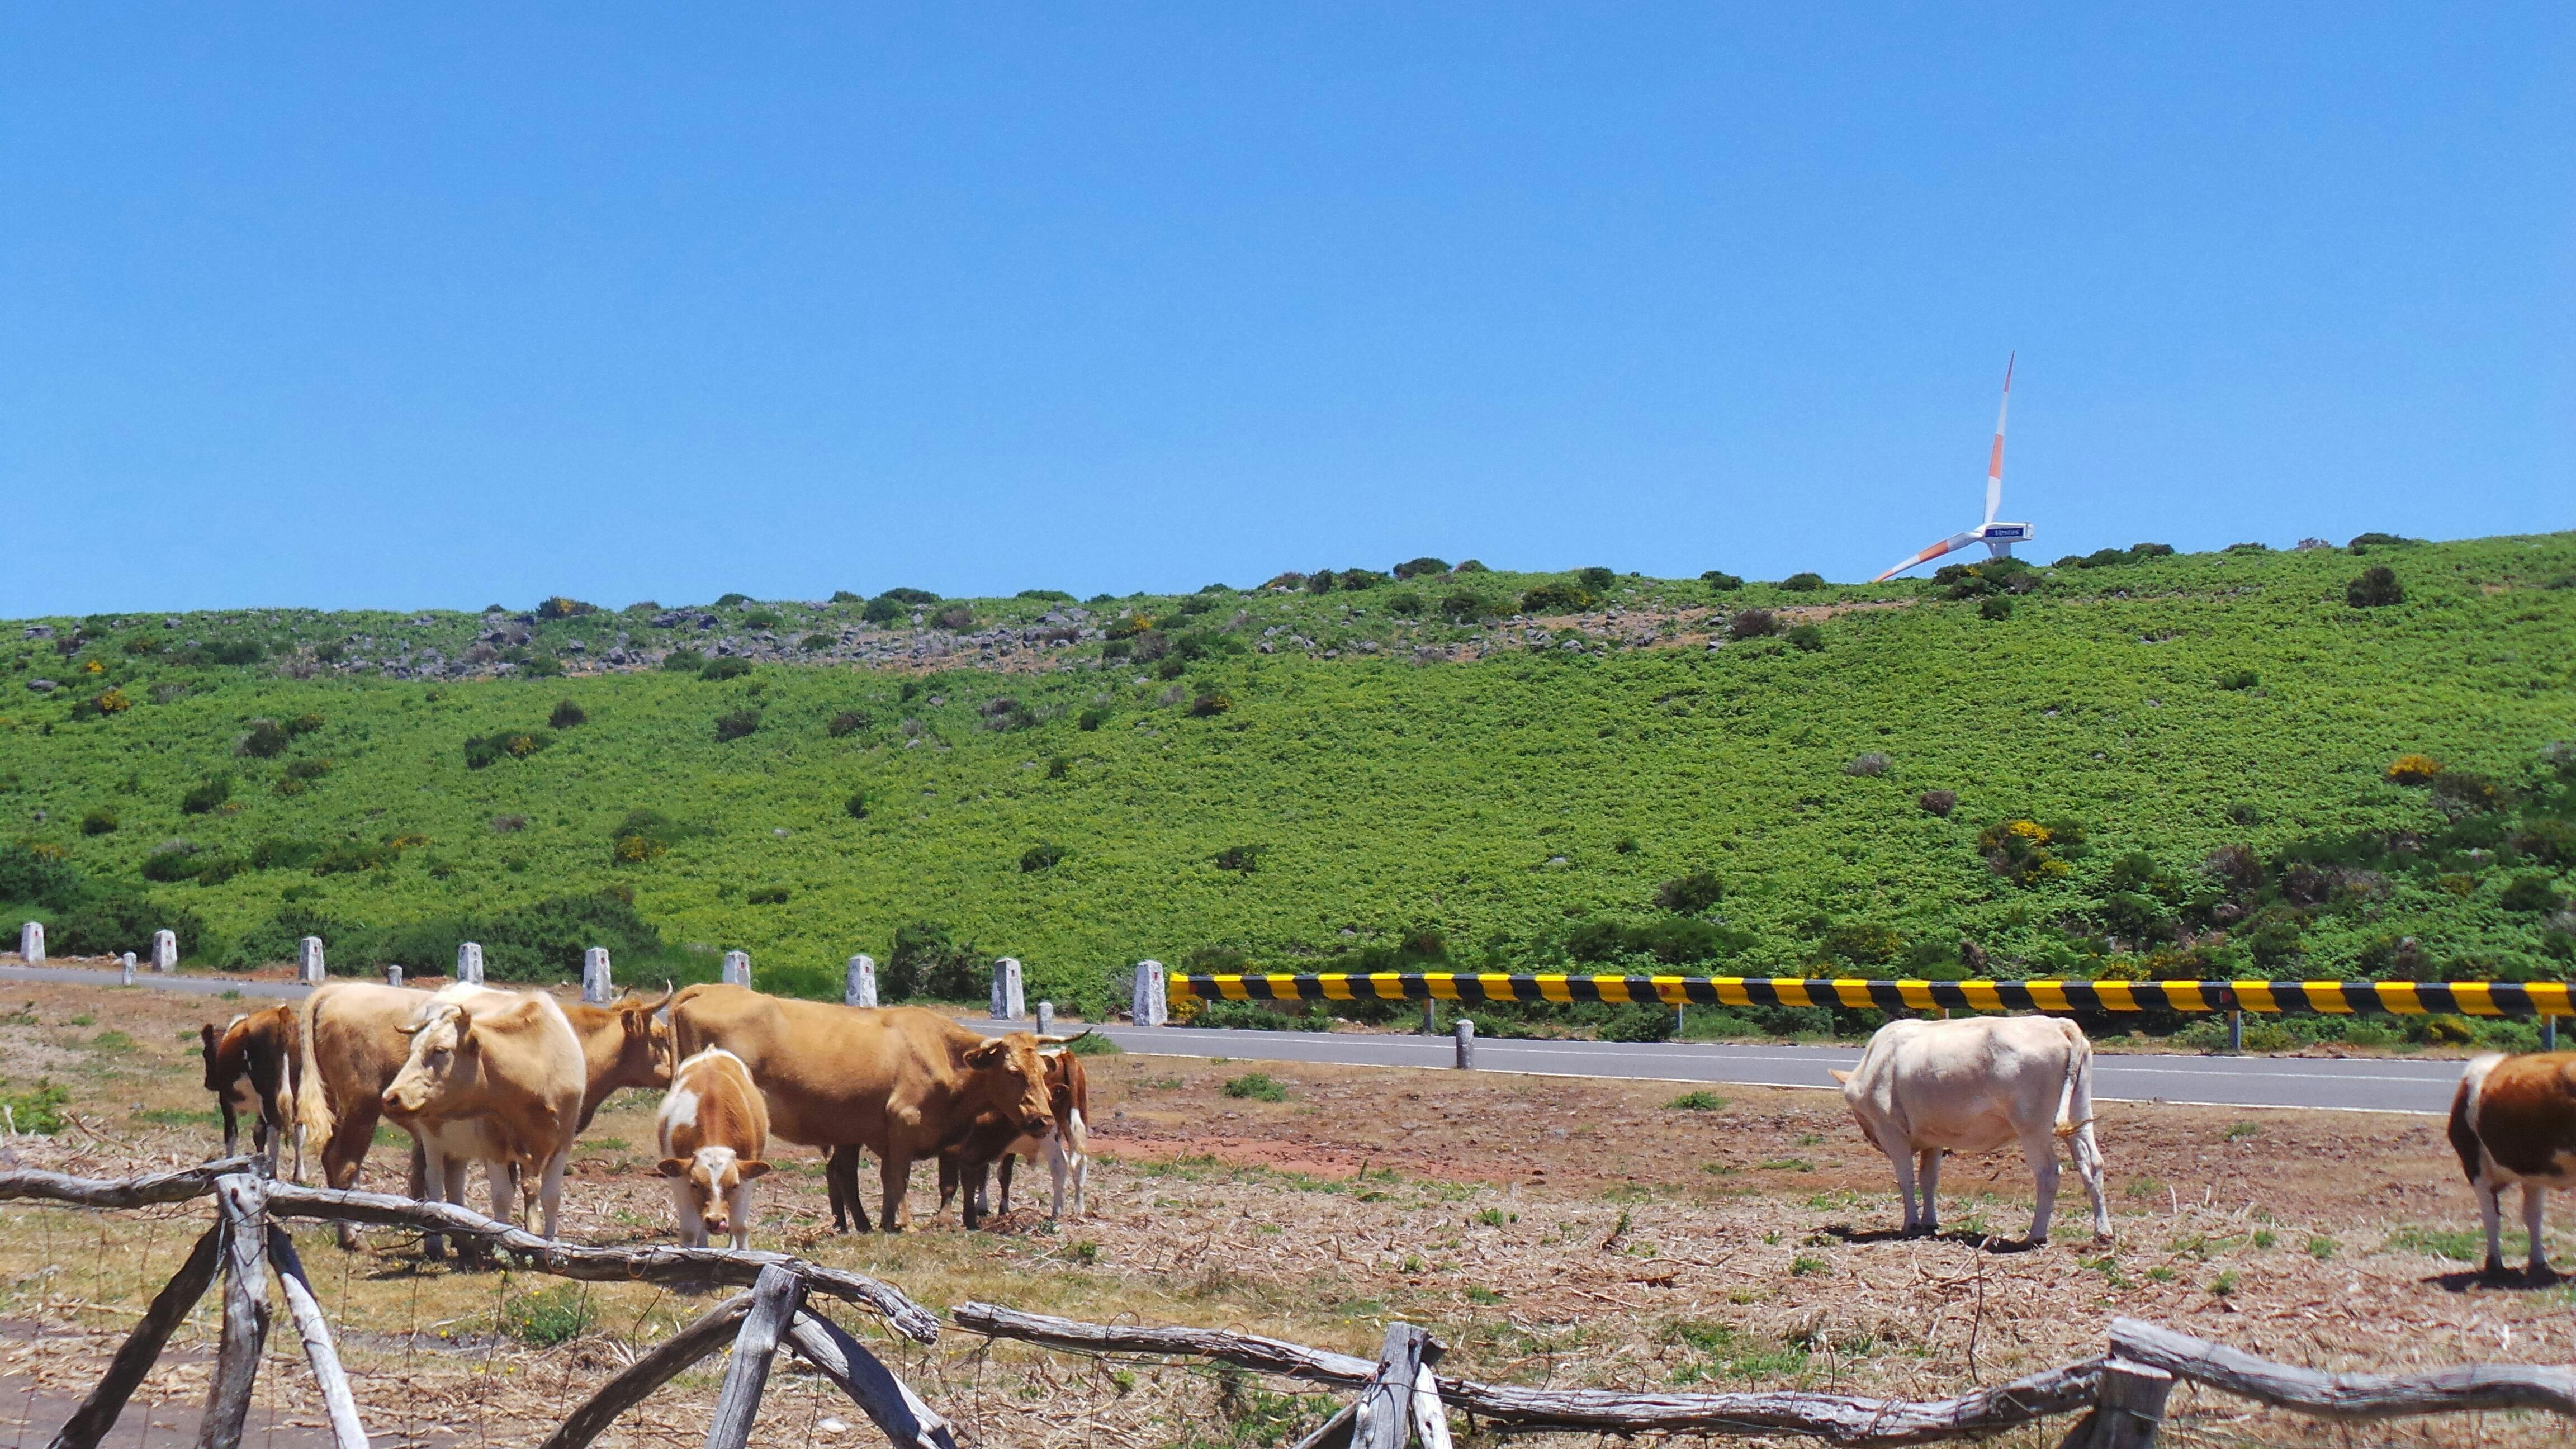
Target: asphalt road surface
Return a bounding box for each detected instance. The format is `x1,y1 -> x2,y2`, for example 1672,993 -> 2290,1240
2,963 -> 2468,1115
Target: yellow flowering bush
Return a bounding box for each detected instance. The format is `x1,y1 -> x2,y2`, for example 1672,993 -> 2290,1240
2386,754 -> 2443,784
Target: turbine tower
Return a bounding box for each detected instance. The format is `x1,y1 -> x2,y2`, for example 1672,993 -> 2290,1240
1873,355 -> 2034,581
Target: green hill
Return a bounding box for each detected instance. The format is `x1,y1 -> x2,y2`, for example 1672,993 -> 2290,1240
4,536 -> 2573,1036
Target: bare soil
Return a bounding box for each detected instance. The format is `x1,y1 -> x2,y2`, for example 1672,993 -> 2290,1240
0,980 -> 2562,1448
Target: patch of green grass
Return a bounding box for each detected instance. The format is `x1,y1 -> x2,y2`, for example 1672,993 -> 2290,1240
88,1030 -> 134,1052
1788,1254 -> 1829,1277
2124,1178 -> 2166,1201
131,1106 -> 216,1127
2385,1225 -> 2495,1262
1471,1208 -> 1512,1227
1758,1157 -> 1815,1173
2209,1270 -> 2240,1296
1464,1285 -> 1504,1305
2306,1234 -> 2338,1259
501,1284 -> 598,1346
1059,1031 -> 1124,1056
2223,1121 -> 2260,1140
1220,1072 -> 1287,1102
65,1014 -> 93,1027
1664,1090 -> 1727,1111
0,1082 -> 70,1135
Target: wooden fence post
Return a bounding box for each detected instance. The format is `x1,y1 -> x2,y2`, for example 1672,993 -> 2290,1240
702,1264 -> 806,1449
2064,1358 -> 2174,1449
784,1306 -> 959,1449
197,1176 -> 274,1449
48,1224 -> 225,1449
1353,1323 -> 1438,1449
541,1293 -> 755,1449
267,1227 -> 371,1449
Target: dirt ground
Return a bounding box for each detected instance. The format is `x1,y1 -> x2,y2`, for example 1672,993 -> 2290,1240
0,979 -> 2564,1449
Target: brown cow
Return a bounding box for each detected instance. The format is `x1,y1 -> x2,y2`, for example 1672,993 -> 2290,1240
2448,1051 -> 2576,1278
200,1006 -> 301,1172
558,989 -> 676,1128
381,985 -> 586,1239
296,981 -> 435,1245
669,984 -> 1063,1232
655,1047 -> 771,1248
937,1050 -> 1091,1227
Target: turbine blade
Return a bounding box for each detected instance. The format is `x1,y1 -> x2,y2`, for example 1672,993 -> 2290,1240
1873,530 -> 1983,583
1983,352 -> 2014,526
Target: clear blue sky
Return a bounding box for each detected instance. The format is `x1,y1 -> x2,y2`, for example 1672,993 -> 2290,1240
4,6 -> 2569,615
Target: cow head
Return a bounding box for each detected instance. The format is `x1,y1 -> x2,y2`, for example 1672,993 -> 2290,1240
961,1032 -> 1064,1138
381,1001 -> 477,1121
657,1147 -> 770,1240
610,989 -> 676,1091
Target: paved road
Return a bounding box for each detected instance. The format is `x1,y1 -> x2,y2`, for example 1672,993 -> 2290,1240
2,963 -> 2466,1115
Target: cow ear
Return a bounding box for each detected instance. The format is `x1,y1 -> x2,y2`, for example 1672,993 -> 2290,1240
736,1161 -> 771,1181
200,1024 -> 219,1054
1828,1069 -> 1853,1085
965,1039 -> 1008,1066
656,1158 -> 688,1178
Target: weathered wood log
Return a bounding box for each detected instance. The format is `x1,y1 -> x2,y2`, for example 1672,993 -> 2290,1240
1410,1365 -> 1452,1449
2060,1359 -> 2172,1449
1353,1324 -> 1434,1449
2110,1317 -> 2576,1420
951,1303 -> 2104,1441
197,1177 -> 273,1449
0,1158 -> 254,1210
259,1181 -> 939,1342
267,1228 -> 370,1449
537,1294 -> 754,1449
702,1264 -> 804,1449
1289,1401 -> 1357,1449
784,1307 -> 959,1449
47,1224 -> 226,1449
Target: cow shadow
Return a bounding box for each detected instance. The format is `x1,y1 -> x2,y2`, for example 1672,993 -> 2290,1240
1822,1224 -> 2043,1254
2428,1265 -> 2563,1293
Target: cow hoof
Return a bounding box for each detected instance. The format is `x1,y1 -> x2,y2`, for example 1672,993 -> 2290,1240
2530,1261 -> 2559,1284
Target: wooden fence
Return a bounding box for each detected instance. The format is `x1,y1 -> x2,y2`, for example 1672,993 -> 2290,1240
3,1163 -> 2573,1449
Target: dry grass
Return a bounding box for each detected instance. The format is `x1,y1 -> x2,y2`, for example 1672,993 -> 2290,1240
0,980 -> 2566,1448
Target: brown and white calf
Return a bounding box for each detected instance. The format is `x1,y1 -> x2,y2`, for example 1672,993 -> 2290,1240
655,1048 -> 772,1248
2447,1052 -> 2576,1277
200,1006 -> 301,1172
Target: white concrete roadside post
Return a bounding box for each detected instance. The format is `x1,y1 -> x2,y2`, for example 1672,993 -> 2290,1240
151,929 -> 177,973
1453,1017 -> 1476,1069
990,958 -> 1024,1021
845,954 -> 877,1007
722,950 -> 751,986
1132,960 -> 1167,1026
121,953 -> 136,986
1036,1001 -> 1054,1036
582,947 -> 612,1005
457,941 -> 484,985
18,921 -> 41,966
386,964 -> 404,988
297,936 -> 326,986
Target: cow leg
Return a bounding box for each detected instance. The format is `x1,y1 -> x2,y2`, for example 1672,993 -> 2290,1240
534,1149 -> 570,1242
962,1161 -> 988,1231
827,1147 -> 871,1233
2023,1133 -> 2062,1246
1884,1145 -> 1921,1234
323,1106 -> 384,1251
997,1152 -> 1017,1217
2067,1123 -> 2112,1240
219,1102 -> 240,1158
1916,1149 -> 1943,1234
1070,1141 -> 1087,1217
728,1177 -> 756,1251
2525,1184 -> 2551,1279
1045,1141 -> 1069,1220
878,1150 -> 912,1233
936,1157 -> 960,1215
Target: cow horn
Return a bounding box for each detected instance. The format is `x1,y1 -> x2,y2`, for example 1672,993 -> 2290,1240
1827,1068 -> 1853,1085
1032,1029 -> 1093,1046
629,986 -> 676,1015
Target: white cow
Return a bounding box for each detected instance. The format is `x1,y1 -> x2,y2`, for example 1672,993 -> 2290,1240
1830,1015 -> 2110,1245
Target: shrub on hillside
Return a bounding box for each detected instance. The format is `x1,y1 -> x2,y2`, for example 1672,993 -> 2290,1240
2386,754 -> 2444,784
1822,920 -> 1903,967
1519,582 -> 1591,614
1575,567 -> 1617,594
179,776 -> 232,815
1393,557 -> 1450,580
741,611 -> 782,631
700,657 -> 753,681
1386,592 -> 1426,617
536,597 -> 598,620
2347,566 -> 2403,608
2348,532 -> 2422,552
1017,588 -> 1075,602
1917,789 -> 1957,816
1979,596 -> 2014,621
549,700 -> 587,728
799,633 -> 837,652
1453,559 -> 1489,573
1846,752 -> 1888,777
2501,874 -> 2564,913
747,885 -> 789,905
52,892 -> 205,959
1077,707 -> 1110,731
714,593 -> 752,607
141,842 -> 205,882
661,648 -> 705,671
1978,817 -> 2078,887
713,709 -> 760,742
830,590 -> 863,603
0,844 -> 85,909
2215,669 -> 2258,691
844,790 -> 869,820
1213,844 -> 1265,873
1778,572 -> 1825,591
239,719 -> 292,758
931,605 -> 976,631
1020,843 -> 1065,873
1439,591 -> 1500,623
1338,569 -> 1389,591
1726,609 -> 1781,641
464,730 -> 554,769
884,922 -> 982,1001
1154,657 -> 1186,681
827,710 -> 871,737
1786,624 -> 1825,652
1701,571 -> 1744,590
1188,692 -> 1233,717
861,596 -> 907,624
1654,871 -> 1724,914
81,808 -> 117,836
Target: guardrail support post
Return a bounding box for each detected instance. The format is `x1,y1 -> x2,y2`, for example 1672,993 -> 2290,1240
385,964 -> 402,988
1132,961 -> 1167,1026
2068,1357 -> 2173,1448
582,947 -> 612,1005
722,950 -> 751,986
121,953 -> 136,986
2546,1014 -> 2559,1052
846,954 -> 877,1007
991,958 -> 1024,1021
2226,1010 -> 2242,1055
153,929 -> 177,972
1036,1001 -> 1054,1035
1452,1019 -> 1475,1069
457,941 -> 484,984
296,936 -> 325,986
20,921 -> 42,965
1420,999 -> 1436,1034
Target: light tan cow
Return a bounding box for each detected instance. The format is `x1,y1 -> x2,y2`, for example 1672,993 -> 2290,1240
201,1006 -> 301,1173
1830,1015 -> 2110,1246
669,984 -> 1061,1232
381,984 -> 586,1241
656,1048 -> 772,1248
295,981 -> 435,1245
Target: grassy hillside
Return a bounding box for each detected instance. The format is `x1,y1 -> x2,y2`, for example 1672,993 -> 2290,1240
4,536 -> 2573,1030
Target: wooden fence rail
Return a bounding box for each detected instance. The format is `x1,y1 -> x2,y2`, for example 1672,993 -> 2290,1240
3,1166 -> 2574,1448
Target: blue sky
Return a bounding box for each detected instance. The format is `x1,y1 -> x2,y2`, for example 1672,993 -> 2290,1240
4,6 -> 2569,615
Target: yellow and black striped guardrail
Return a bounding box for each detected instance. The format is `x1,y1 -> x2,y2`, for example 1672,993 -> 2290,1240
1172,973 -> 2576,1017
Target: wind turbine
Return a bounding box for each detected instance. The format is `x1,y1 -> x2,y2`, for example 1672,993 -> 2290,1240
1872,354 -> 2034,581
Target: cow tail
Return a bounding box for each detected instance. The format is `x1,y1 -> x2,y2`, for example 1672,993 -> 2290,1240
293,986 -> 338,1159
2053,1020 -> 2093,1139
